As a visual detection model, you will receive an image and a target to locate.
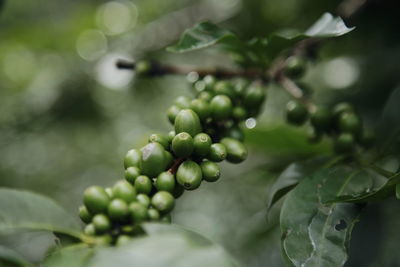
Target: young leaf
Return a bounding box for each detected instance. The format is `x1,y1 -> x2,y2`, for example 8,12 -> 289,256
0,188 -> 82,238
280,167 -> 364,267
88,223 -> 240,267
167,21 -> 243,53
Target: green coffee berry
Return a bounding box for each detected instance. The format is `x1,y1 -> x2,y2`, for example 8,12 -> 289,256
148,208 -> 160,221
338,112 -> 362,134
174,109 -> 202,137
92,214 -> 111,234
124,149 -> 141,169
107,199 -> 129,221
83,186 -> 110,214
167,105 -> 181,124
193,80 -> 206,93
167,131 -> 176,142
149,133 -> 170,149
174,96 -> 192,109
134,175 -> 152,195
203,75 -> 216,91
223,126 -> 244,141
207,143 -> 227,162
333,102 -> 354,118
116,235 -> 132,246
140,143 -> 169,177
243,85 -> 265,108
334,133 -> 355,153
233,78 -> 249,96
193,133 -> 212,157
210,95 -> 232,121
129,202 -> 148,223
214,81 -> 236,98
310,106 -> 332,131
164,151 -> 174,169
84,223 -> 96,236
232,106 -> 247,121
221,137 -> 247,163
198,91 -> 214,102
113,180 -> 137,203
190,99 -> 210,121
176,160 -> 203,190
125,166 -> 140,184
172,184 -> 185,199
105,187 -> 114,198
286,100 -> 308,125
200,161 -> 221,182
156,172 -> 176,193
172,132 -> 194,158
136,194 -> 150,207
151,191 -> 175,214
285,56 -> 307,79
79,205 -> 92,223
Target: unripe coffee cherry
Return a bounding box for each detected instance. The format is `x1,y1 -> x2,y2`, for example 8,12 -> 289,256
286,100 -> 308,125
116,235 -> 132,246
79,205 -> 92,223
358,129 -> 375,148
167,131 -> 176,142
232,106 -> 247,121
193,133 -> 212,157
113,180 -> 137,203
164,151 -> 174,169
310,106 -> 332,131
333,102 -> 354,118
285,56 -> 307,79
149,133 -> 170,149
214,81 -> 236,98
107,199 -> 129,221
223,126 -> 244,141
172,132 -> 194,158
176,160 -> 203,190
92,214 -> 111,234
124,149 -> 141,169
233,78 -> 249,96
243,85 -> 265,108
190,99 -> 210,121
207,143 -> 227,162
155,172 -> 176,193
334,133 -> 355,153
200,161 -> 220,182
84,223 -> 96,236
134,175 -> 152,195
203,75 -> 217,91
338,112 -> 362,134
198,91 -> 214,102
140,143 -> 169,177
147,208 -> 160,221
151,191 -> 175,214
167,105 -> 181,124
210,95 -> 232,121
83,186 -> 110,214
172,184 -> 185,199
129,202 -> 148,223
125,166 -> 140,184
174,109 -> 202,137
221,137 -> 248,163
136,194 -> 150,208
105,187 -> 114,198
174,96 -> 192,109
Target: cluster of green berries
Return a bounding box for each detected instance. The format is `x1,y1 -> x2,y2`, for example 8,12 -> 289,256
285,101 -> 375,153
78,74 -> 266,245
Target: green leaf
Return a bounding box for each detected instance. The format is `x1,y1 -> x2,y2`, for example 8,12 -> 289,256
0,188 -> 82,238
88,223 -> 240,267
266,157 -> 332,213
167,21 -> 243,53
44,244 -> 93,267
0,245 -> 32,267
280,167 -> 364,267
396,184 -> 400,200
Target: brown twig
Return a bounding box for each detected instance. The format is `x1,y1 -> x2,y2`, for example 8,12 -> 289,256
168,158 -> 184,174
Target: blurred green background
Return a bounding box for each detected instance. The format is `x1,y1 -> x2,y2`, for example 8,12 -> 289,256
1,0 -> 400,266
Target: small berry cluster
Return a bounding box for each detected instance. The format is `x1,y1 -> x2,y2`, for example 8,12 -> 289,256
78,74 -> 267,245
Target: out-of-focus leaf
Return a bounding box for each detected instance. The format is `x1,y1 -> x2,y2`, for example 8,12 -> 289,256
0,188 -> 82,238
396,184 -> 400,200
0,245 -> 32,267
280,167 -> 364,267
44,244 -> 93,267
167,21 -> 243,53
266,157 -> 333,213
89,223 -> 240,267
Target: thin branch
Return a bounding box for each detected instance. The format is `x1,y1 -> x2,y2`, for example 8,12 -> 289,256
168,158 -> 184,174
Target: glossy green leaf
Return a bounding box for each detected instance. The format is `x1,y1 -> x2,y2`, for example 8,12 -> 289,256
0,245 -> 32,267
280,167 -> 364,267
44,244 -> 93,267
89,223 -> 240,267
0,188 -> 82,238
167,21 -> 243,53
